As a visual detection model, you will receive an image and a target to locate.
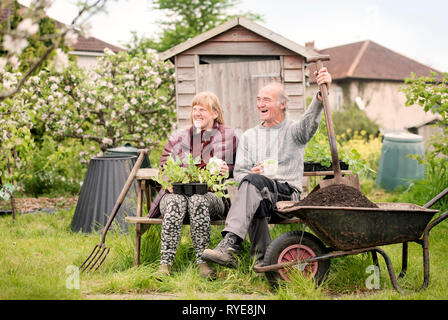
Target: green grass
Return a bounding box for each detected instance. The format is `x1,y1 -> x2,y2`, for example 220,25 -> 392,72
2,198 -> 448,300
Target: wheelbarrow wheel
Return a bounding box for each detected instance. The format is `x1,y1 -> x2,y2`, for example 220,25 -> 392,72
264,231 -> 330,288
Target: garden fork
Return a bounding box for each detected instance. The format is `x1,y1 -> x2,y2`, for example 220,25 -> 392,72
80,149 -> 148,272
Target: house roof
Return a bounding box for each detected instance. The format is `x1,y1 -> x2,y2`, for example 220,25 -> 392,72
69,32 -> 124,53
160,16 -> 319,61
0,3 -> 125,54
316,40 -> 443,81
406,114 -> 443,129
51,17 -> 126,53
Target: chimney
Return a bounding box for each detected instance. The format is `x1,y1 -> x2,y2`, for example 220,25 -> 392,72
305,41 -> 315,49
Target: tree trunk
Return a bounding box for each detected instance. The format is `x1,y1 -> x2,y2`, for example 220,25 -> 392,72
6,149 -> 17,220
10,193 -> 16,220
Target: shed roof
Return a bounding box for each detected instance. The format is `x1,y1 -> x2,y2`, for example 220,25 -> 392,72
317,40 -> 443,81
160,16 -> 319,61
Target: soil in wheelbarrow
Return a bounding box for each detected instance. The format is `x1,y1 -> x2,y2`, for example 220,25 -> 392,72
300,184 -> 378,208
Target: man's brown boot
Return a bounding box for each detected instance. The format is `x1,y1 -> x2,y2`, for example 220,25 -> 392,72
202,232 -> 242,268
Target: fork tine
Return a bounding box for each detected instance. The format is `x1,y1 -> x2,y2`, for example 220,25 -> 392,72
84,246 -> 109,272
93,247 -> 110,271
80,245 -> 102,272
80,245 -> 98,270
87,246 -> 108,271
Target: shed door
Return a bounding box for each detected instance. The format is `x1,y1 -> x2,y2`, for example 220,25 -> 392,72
197,60 -> 281,134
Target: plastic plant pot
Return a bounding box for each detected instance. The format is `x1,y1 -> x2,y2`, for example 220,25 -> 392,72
304,161 -> 349,172
172,183 -> 184,194
183,183 -> 194,196
193,183 -> 208,195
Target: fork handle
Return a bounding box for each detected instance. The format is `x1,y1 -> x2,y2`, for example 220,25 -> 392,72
100,150 -> 148,242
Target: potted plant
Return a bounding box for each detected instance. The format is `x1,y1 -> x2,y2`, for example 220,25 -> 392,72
304,119 -> 350,172
154,154 -> 238,198
154,155 -> 188,193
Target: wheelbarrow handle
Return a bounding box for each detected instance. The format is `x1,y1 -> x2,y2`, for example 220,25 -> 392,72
423,186 -> 448,208
426,210 -> 448,234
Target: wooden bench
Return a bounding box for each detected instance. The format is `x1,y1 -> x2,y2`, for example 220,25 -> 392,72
125,168 -> 354,266
125,168 -> 302,266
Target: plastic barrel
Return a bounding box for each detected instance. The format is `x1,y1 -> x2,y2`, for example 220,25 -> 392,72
376,132 -> 425,191
71,155 -> 138,233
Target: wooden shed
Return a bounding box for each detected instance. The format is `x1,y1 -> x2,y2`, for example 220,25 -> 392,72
160,16 -> 319,134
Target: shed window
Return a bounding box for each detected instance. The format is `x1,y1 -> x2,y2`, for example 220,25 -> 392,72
199,55 -> 280,64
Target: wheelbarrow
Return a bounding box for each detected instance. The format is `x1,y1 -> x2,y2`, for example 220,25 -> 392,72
254,187 -> 448,294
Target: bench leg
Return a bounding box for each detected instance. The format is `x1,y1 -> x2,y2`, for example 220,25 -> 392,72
145,182 -> 151,212
134,229 -> 141,266
134,180 -> 145,267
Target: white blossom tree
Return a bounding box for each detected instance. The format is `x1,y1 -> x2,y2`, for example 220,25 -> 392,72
0,0 -> 111,218
24,48 -> 176,153
0,88 -> 34,218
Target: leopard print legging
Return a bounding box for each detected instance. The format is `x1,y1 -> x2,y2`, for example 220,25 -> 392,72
159,192 -> 225,265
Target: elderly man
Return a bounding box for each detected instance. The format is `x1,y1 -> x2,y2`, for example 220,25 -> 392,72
202,67 -> 332,268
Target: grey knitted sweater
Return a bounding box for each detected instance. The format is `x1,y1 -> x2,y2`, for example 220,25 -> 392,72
233,96 -> 323,191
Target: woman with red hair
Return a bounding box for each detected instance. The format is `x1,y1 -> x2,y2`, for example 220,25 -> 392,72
148,91 -> 238,279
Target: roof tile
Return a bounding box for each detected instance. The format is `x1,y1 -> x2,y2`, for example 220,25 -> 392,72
318,40 -> 442,81
72,33 -> 124,53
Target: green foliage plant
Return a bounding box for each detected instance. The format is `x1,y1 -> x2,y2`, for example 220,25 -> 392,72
332,101 -> 380,142
401,71 -> 448,158
21,136 -> 92,197
155,155 -> 188,188
0,95 -> 35,216
339,130 -> 383,178
393,154 -> 448,213
304,116 -> 375,176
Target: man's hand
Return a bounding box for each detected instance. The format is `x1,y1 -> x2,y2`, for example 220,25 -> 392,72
250,162 -> 263,174
314,67 -> 332,101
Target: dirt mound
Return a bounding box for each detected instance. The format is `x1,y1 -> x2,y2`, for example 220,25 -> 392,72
300,184 -> 378,208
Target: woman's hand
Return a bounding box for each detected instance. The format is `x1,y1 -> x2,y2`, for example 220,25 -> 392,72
167,186 -> 173,193
220,162 -> 229,176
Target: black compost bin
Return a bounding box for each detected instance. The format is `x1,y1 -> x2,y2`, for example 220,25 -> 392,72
70,155 -> 138,233
105,143 -> 150,168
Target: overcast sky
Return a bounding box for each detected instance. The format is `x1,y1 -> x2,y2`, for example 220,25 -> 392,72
20,0 -> 448,72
